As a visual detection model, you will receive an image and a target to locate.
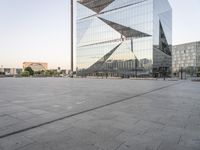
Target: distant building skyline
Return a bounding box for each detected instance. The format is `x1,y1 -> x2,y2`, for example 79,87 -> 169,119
0,0 -> 200,69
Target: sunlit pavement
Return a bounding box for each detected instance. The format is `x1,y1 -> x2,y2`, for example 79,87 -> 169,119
0,78 -> 200,150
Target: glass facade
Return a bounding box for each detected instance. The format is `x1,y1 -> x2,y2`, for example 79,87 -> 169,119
153,0 -> 172,77
172,41 -> 200,77
76,0 -> 172,77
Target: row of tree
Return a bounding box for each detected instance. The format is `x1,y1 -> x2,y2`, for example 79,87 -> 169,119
21,67 -> 64,77
173,67 -> 200,77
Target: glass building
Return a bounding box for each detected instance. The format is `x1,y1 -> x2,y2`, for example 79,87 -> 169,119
76,0 -> 172,77
172,41 -> 200,77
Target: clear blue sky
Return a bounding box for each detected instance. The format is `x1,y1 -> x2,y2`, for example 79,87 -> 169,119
0,0 -> 200,69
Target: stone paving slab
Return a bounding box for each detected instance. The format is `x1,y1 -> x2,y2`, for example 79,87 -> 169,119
0,78 -> 200,150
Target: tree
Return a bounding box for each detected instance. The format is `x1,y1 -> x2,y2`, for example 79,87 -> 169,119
24,67 -> 34,76
45,70 -> 52,77
21,71 -> 30,77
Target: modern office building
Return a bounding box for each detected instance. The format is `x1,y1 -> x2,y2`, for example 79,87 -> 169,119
23,62 -> 48,72
76,0 -> 172,77
172,41 -> 200,77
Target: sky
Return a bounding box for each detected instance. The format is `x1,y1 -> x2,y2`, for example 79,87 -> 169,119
0,0 -> 200,69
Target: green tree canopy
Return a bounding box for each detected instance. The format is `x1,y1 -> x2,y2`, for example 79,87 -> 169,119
24,67 -> 34,76
21,71 -> 30,77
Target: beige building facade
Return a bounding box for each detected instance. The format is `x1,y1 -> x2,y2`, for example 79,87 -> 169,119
23,62 -> 48,72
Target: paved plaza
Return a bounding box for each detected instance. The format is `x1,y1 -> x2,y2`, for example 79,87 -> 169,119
0,78 -> 200,150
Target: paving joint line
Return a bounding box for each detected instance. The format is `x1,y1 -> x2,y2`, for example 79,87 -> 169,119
0,81 -> 182,139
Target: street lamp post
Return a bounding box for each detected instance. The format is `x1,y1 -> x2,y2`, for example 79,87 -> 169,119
71,0 -> 74,77
131,38 -> 137,77
180,67 -> 183,80
184,50 -> 186,79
